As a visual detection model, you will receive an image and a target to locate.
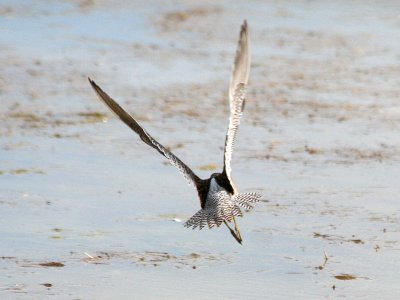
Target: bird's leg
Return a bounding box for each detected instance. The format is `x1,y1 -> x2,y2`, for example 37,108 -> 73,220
224,220 -> 242,244
232,216 -> 243,242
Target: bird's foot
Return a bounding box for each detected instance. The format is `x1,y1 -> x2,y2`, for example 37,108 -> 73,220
224,220 -> 242,245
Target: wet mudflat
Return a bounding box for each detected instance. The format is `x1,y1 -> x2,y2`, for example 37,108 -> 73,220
1,1 -> 400,299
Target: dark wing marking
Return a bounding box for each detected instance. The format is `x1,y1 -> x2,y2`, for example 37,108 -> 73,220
222,20 -> 251,191
88,78 -> 201,188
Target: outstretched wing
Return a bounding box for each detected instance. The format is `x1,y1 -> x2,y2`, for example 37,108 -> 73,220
88,78 -> 201,188
222,20 -> 251,190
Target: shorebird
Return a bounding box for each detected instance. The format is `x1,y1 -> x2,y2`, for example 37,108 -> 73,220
88,20 -> 261,244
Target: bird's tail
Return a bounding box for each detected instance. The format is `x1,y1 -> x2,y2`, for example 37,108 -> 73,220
184,205 -> 243,230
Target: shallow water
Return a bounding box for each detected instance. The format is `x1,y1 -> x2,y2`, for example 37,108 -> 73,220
1,1 -> 400,299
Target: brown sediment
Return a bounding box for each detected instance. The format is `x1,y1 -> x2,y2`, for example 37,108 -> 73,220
81,250 -> 228,267
334,274 -> 357,280
313,232 -> 364,244
38,262 -> 65,267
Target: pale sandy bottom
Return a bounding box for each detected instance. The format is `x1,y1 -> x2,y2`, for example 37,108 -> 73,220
1,1 -> 400,299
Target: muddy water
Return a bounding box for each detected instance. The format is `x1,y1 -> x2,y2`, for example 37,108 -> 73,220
1,1 -> 400,299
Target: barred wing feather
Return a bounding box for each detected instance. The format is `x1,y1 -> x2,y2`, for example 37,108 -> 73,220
233,192 -> 262,210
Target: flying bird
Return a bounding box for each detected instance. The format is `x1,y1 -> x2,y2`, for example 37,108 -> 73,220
88,20 -> 261,244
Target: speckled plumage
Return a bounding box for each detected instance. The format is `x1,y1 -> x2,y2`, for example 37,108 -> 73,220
88,20 -> 261,244
184,178 -> 261,230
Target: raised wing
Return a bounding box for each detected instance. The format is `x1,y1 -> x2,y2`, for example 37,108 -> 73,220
222,20 -> 251,191
88,78 -> 201,188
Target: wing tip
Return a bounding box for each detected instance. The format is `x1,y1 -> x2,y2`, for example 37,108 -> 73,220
88,77 -> 105,99
242,20 -> 247,30
88,76 -> 97,89
229,20 -> 251,97
240,20 -> 248,36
